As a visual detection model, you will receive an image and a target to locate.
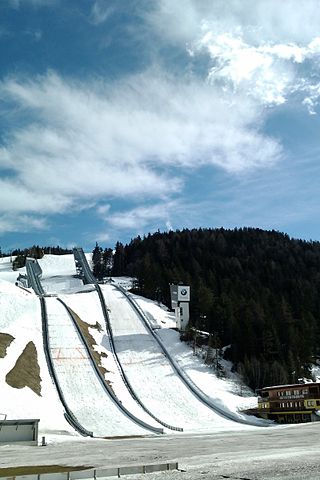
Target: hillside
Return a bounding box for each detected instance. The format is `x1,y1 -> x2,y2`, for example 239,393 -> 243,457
0,254 -> 263,442
110,228 -> 320,390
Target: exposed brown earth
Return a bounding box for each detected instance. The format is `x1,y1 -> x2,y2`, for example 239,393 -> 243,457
0,333 -> 14,358
5,341 -> 42,396
67,307 -> 113,392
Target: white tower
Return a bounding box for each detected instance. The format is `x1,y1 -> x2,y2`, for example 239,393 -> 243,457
170,284 -> 190,331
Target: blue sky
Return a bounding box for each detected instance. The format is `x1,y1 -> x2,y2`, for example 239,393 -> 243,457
1,0 -> 320,251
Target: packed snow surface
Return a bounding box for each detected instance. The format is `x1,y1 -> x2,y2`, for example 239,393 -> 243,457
102,284 -> 263,432
60,291 -> 162,431
45,296 -> 148,436
0,253 -> 267,442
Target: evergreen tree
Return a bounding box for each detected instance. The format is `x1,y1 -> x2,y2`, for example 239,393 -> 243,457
103,227 -> 320,390
92,242 -> 105,280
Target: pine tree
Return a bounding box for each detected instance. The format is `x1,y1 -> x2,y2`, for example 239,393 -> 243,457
92,242 -> 105,280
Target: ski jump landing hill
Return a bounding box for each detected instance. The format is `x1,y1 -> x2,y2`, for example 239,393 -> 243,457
0,251 -> 267,442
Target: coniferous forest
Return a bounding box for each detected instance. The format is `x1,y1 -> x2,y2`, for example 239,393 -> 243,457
108,228 -> 320,391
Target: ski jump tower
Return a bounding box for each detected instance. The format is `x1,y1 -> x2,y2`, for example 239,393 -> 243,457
170,284 -> 190,331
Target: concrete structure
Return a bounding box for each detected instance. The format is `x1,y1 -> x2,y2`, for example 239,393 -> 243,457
0,419 -> 39,445
170,284 -> 190,331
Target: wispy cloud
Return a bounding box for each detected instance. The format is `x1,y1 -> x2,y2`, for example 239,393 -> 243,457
0,213 -> 47,234
0,69 -> 281,234
8,0 -> 57,8
89,1 -> 115,26
105,203 -> 175,230
24,29 -> 43,41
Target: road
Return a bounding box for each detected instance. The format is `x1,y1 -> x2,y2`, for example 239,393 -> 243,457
1,423 -> 320,479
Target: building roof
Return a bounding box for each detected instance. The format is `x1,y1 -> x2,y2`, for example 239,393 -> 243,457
261,382 -> 320,391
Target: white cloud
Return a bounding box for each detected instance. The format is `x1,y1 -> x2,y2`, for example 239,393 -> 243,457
147,1 -> 320,110
0,178 -> 71,214
95,232 -> 110,243
8,0 -> 57,8
147,1 -> 320,46
165,220 -> 173,231
97,204 -> 111,216
0,214 -> 47,234
89,1 -> 115,25
106,203 -> 174,230
0,70 -> 281,235
195,31 -> 320,108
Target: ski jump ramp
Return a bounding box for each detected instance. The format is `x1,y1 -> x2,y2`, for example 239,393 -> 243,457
44,296 -> 152,437
101,284 -> 248,433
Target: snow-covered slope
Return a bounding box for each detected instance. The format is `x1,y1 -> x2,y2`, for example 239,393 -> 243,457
44,296 -> 150,436
101,284 -> 263,432
61,291 -> 165,431
0,276 -> 72,437
0,253 -> 267,442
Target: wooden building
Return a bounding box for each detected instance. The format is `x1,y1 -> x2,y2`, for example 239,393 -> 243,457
258,382 -> 320,423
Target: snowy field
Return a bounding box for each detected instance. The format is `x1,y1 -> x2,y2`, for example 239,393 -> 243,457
1,424 -> 320,479
102,284 -> 263,432
1,253 -> 320,478
0,253 -> 267,443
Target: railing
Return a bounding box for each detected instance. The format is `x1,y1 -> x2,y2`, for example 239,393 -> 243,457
25,259 -> 45,296
114,285 -> 265,427
73,248 -> 96,284
72,249 -> 171,432
96,285 -> 182,432
259,393 -> 320,402
57,297 -> 164,435
40,297 -> 93,437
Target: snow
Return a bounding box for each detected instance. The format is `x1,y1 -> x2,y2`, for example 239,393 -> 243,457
101,284 -> 264,432
45,296 -> 148,437
0,253 -> 269,444
60,291 -> 162,432
0,277 -> 72,437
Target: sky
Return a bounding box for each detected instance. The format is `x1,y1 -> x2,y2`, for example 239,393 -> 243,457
1,0 -> 320,251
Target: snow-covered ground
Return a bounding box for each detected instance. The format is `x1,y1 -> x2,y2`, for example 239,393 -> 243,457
0,253 -> 268,443
45,296 -> 150,437
102,284 -> 264,431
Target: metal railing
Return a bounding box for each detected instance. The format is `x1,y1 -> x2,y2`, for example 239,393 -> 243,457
114,285 -> 265,427
96,285 -> 183,432
25,259 -> 45,296
57,297 -> 164,435
40,296 -> 93,437
73,248 -> 96,284
72,249 -> 174,431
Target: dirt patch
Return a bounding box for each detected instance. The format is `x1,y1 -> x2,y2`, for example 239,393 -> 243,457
68,307 -> 114,392
0,333 -> 14,358
5,341 -> 42,396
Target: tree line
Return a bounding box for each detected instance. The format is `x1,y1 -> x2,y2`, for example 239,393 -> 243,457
101,228 -> 320,391
2,245 -> 73,270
